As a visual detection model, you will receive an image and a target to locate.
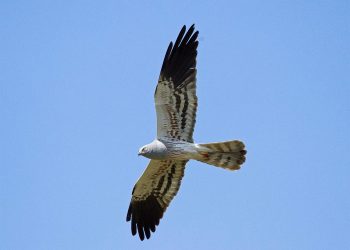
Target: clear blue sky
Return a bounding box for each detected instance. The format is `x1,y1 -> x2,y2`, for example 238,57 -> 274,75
1,0 -> 349,249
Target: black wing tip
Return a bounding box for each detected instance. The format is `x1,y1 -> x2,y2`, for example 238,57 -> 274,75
180,25 -> 187,35
160,24 -> 199,87
126,203 -> 132,221
183,23 -> 195,30
176,24 -> 198,47
126,196 -> 164,241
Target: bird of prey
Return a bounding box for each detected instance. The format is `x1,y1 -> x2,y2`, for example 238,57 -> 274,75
126,24 -> 246,240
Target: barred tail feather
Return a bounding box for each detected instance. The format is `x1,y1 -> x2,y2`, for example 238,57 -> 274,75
195,140 -> 246,170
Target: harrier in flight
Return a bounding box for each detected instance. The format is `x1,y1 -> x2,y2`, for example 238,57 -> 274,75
126,24 -> 246,240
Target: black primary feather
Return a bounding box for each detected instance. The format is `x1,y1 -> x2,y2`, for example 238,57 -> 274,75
160,24 -> 198,89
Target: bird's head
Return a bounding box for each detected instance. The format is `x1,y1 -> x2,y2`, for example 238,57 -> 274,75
138,145 -> 149,156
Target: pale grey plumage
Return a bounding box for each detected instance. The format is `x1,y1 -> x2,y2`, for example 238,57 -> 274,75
138,139 -> 198,160
126,25 -> 247,241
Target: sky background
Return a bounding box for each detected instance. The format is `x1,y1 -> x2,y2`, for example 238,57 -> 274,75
1,0 -> 349,249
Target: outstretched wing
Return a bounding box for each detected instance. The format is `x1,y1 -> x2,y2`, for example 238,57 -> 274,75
155,24 -> 198,142
126,160 -> 187,240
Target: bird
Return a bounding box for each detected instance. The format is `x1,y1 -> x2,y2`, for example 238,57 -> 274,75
126,24 -> 246,241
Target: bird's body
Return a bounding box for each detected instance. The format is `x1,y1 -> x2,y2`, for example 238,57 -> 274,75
126,24 -> 247,240
140,139 -> 199,160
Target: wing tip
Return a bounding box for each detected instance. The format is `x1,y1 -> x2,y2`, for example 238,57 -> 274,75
126,195 -> 164,241
159,24 -> 199,86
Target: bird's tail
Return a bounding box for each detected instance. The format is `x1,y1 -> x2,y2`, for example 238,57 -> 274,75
195,140 -> 246,170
